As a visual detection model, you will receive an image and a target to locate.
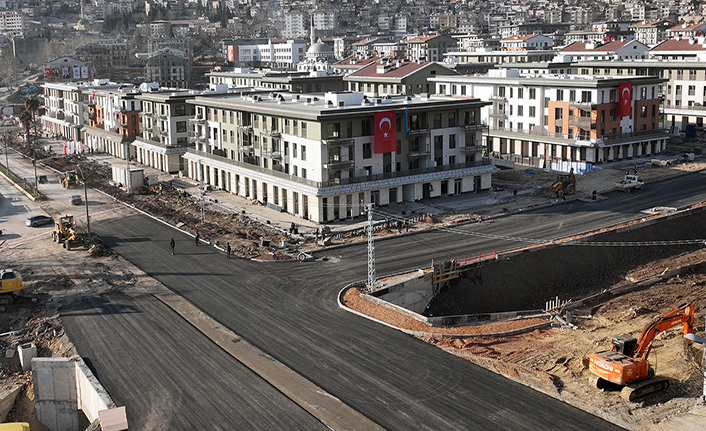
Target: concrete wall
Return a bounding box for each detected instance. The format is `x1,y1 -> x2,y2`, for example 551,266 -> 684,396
32,358 -> 79,431
375,270 -> 433,314
32,355 -> 117,431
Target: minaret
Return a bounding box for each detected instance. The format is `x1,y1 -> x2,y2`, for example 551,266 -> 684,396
310,14 -> 315,46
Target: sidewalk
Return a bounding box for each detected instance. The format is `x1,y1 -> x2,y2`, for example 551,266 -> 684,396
83,152 -> 578,236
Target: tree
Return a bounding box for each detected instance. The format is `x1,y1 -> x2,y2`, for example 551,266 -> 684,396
0,50 -> 21,89
18,110 -> 32,137
24,97 -> 40,135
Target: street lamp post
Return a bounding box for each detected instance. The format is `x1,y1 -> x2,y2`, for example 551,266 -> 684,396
76,166 -> 90,235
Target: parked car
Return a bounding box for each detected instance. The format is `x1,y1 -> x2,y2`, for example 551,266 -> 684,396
26,214 -> 53,227
38,174 -> 48,184
69,195 -> 82,205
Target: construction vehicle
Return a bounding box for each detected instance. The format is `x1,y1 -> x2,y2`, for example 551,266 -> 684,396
0,423 -> 30,431
51,215 -> 88,250
614,174 -> 644,192
547,168 -> 576,198
0,269 -> 22,305
588,303 -> 695,402
60,170 -> 80,188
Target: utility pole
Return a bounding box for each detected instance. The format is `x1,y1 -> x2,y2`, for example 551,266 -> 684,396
123,138 -> 131,194
77,166 -> 90,235
366,203 -> 377,292
2,130 -> 9,173
199,160 -> 205,225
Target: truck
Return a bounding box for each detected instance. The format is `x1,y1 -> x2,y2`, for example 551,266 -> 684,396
614,174 -> 644,192
0,269 -> 22,305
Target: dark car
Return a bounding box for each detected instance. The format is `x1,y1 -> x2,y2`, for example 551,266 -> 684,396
26,214 -> 53,227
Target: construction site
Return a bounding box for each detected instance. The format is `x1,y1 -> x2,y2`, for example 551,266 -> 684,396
1,137 -> 706,429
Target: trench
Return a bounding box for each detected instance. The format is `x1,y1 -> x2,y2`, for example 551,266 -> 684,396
425,207 -> 706,316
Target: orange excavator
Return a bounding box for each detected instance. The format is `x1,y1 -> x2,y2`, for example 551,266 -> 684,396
588,302 -> 695,402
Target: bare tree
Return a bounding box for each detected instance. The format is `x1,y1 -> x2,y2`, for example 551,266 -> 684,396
0,49 -> 22,90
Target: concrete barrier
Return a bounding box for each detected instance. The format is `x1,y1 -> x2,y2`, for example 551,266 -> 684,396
32,355 -> 118,431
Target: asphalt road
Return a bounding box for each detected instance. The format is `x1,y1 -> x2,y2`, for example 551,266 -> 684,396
60,170 -> 706,430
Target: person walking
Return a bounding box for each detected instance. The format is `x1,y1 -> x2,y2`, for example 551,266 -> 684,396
169,238 -> 175,255
226,242 -> 231,259
195,232 -> 200,246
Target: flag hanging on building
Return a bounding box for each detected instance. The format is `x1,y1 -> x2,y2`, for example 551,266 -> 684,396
403,107 -> 410,132
374,110 -> 397,153
44,68 -> 52,77
619,81 -> 633,117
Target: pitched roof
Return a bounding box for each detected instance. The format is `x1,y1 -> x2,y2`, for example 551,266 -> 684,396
668,23 -> 706,31
630,20 -> 666,27
334,55 -> 384,67
353,38 -> 378,46
408,34 -> 444,43
501,34 -> 544,42
560,40 -> 631,52
347,61 -> 434,78
650,38 -> 706,51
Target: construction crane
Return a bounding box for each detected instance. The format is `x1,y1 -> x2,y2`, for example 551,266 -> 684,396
588,303 -> 695,402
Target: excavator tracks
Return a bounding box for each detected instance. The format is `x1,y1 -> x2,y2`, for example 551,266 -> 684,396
621,378 -> 670,402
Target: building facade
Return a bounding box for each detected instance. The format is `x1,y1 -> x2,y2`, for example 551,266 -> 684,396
182,91 -> 495,222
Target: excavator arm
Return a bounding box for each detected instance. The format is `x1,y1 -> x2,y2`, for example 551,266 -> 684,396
632,303 -> 695,361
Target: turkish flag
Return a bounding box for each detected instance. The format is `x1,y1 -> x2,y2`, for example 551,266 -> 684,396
374,110 -> 397,153
619,81 -> 633,117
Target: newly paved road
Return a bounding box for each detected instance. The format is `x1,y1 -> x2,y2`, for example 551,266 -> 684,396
60,170 -> 706,430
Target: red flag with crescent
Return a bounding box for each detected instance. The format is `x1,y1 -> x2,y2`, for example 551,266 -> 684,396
374,110 -> 396,153
619,81 -> 632,117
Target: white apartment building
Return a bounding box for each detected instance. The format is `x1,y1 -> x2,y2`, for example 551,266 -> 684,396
41,81 -> 122,141
0,11 -> 25,36
431,70 -> 668,172
231,40 -> 307,69
183,91 -> 495,222
313,10 -> 335,31
282,12 -> 306,39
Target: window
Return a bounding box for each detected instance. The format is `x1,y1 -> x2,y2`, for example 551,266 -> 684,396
301,121 -> 307,137
433,113 -> 442,128
460,86 -> 466,96
518,88 -> 524,98
518,105 -> 524,116
449,134 -> 456,148
569,90 -> 576,102
689,70 -> 697,80
556,89 -> 564,101
641,106 -> 647,118
363,143 -> 372,158
518,122 -> 524,130
689,85 -> 696,96
555,107 -> 563,119
448,112 -> 456,127
581,91 -> 592,103
301,145 -> 306,161
301,168 -> 307,179
176,121 -> 187,133
529,106 -> 536,117
362,119 -> 372,135
293,143 -> 298,158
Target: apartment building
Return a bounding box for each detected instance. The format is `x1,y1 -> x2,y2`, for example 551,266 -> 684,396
407,34 -> 456,62
431,70 -> 667,172
182,91 -> 494,222
630,20 -> 674,46
144,48 -> 190,89
282,12 -> 306,39
132,90 -> 198,173
559,40 -> 650,61
0,11 -> 25,36
226,39 -> 307,69
500,34 -> 553,51
666,23 -> 706,39
83,87 -> 143,158
344,61 -> 457,96
42,81 -> 122,142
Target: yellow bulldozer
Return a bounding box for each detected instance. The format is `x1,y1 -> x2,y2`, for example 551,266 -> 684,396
547,168 -> 576,198
60,170 -> 80,189
51,215 -> 88,250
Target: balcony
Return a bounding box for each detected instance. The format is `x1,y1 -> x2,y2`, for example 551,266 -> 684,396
262,148 -> 282,160
407,128 -> 430,135
463,123 -> 486,132
568,117 -> 592,129
489,110 -> 506,119
570,101 -> 594,112
239,144 -> 253,153
262,129 -> 281,138
409,145 -> 431,158
324,156 -> 353,169
462,145 -> 483,154
189,115 -> 206,125
323,136 -> 354,147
